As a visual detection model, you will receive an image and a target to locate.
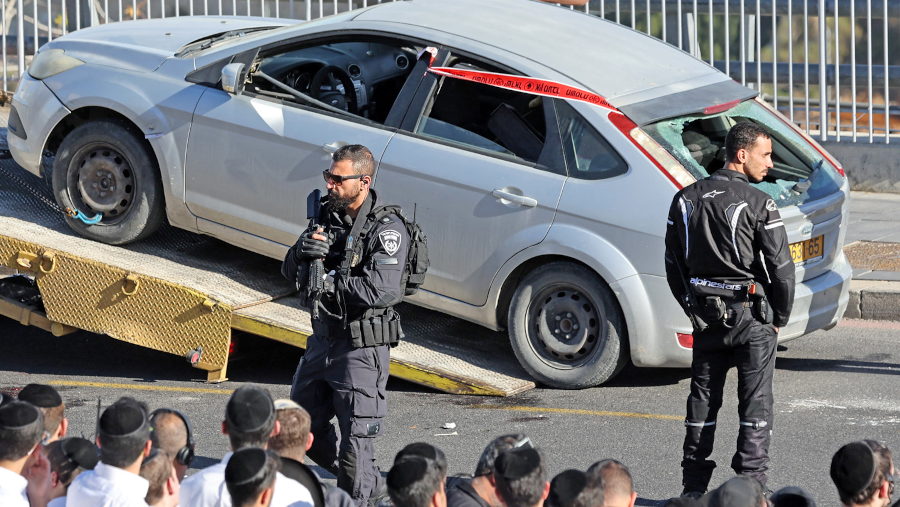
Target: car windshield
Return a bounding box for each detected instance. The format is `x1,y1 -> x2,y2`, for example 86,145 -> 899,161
644,100 -> 843,207
177,10 -> 361,58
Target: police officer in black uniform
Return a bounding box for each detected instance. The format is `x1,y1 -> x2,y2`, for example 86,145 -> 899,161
664,121 -> 795,496
282,144 -> 409,507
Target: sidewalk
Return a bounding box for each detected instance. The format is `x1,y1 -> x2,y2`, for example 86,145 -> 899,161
844,192 -> 900,320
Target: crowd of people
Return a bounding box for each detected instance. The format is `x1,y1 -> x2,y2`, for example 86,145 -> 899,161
0,383 -> 895,507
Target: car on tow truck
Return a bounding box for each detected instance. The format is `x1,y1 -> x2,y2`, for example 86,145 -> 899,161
6,0 -> 852,388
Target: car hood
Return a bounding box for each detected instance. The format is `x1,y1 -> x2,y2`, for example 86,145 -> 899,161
42,17 -> 289,72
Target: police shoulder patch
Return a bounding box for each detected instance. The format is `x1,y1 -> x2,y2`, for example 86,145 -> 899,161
379,229 -> 402,256
766,199 -> 778,212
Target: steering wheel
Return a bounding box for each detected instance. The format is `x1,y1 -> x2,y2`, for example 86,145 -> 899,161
310,64 -> 359,115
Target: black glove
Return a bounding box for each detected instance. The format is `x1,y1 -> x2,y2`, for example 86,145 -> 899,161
297,230 -> 331,260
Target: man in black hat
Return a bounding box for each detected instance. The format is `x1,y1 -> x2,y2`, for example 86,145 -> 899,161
45,437 -> 99,507
769,486 -> 817,507
226,448 -> 281,507
18,384 -> 68,447
447,434 -> 530,507
67,396 -> 154,507
0,401 -> 46,507
492,448 -> 550,507
180,384 -> 314,507
387,455 -> 446,507
545,469 -> 603,507
706,476 -> 767,507
831,440 -> 895,507
268,399 -> 354,507
586,460 -> 637,507
395,443 -> 447,480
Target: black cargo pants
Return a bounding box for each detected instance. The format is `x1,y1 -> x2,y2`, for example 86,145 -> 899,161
290,329 -> 390,507
682,307 -> 778,492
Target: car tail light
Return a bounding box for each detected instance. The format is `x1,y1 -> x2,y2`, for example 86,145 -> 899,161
754,97 -> 845,178
677,333 -> 693,349
608,112 -> 697,189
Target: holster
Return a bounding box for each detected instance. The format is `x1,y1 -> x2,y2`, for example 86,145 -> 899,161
350,308 -> 403,349
749,284 -> 774,324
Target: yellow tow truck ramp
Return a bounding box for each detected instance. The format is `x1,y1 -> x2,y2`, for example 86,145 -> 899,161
0,166 -> 535,396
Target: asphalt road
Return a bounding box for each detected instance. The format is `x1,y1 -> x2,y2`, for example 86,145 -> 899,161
2,317 -> 899,505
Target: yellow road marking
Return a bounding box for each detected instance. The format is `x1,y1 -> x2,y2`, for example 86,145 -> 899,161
47,382 -> 681,420
469,404 -> 682,421
50,380 -> 234,395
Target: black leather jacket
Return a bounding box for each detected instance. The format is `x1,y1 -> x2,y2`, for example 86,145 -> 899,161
664,169 -> 795,327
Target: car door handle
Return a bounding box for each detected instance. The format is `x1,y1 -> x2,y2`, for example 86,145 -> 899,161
492,188 -> 538,207
322,141 -> 349,154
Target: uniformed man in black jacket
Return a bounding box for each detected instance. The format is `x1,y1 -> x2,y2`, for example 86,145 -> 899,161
282,144 -> 409,507
664,121 -> 795,496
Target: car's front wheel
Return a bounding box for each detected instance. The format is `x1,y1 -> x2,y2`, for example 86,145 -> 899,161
52,119 -> 165,245
508,262 -> 629,388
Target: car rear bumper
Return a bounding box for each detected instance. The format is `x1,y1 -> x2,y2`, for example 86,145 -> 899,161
623,251 -> 852,368
777,249 -> 852,341
8,73 -> 71,177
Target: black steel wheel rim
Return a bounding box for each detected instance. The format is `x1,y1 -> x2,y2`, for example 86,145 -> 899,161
525,283 -> 607,369
66,142 -> 137,225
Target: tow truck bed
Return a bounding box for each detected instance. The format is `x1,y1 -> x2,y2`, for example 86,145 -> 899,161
0,159 -> 535,396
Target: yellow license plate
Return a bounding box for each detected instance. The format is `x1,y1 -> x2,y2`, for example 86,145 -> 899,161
790,235 -> 824,266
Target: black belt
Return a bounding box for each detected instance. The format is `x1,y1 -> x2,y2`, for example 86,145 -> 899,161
311,320 -> 350,339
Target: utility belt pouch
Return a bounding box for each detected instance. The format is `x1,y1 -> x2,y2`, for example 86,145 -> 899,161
388,316 -> 400,347
704,296 -> 726,323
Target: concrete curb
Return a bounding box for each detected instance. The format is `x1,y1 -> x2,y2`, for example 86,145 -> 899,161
845,280 -> 900,321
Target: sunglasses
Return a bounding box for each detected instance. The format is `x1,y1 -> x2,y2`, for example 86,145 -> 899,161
322,170 -> 366,185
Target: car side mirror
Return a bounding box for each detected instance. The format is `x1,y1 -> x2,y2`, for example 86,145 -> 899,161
221,63 -> 246,95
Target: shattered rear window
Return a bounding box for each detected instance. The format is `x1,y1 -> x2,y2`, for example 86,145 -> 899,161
643,100 -> 843,207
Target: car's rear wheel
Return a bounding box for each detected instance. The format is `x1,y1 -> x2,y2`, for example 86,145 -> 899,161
508,262 -> 629,388
52,119 -> 164,245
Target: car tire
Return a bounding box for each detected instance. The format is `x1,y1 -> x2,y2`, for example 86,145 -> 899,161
508,262 -> 629,388
52,119 -> 165,245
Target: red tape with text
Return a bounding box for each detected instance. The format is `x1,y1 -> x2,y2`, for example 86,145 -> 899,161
426,66 -> 619,112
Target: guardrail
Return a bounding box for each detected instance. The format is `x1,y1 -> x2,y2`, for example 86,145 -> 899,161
0,0 -> 896,143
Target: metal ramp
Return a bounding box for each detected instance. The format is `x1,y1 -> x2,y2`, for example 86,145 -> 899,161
0,159 -> 535,396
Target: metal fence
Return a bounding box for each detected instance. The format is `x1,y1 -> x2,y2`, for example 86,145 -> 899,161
1,0 -> 897,143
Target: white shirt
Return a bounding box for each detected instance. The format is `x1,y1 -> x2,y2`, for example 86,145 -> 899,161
0,466 -> 29,507
180,452 -> 314,507
48,496 -> 68,507
67,462 -> 150,507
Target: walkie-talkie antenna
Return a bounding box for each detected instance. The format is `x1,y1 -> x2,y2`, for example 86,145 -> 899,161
413,203 -> 417,222
93,397 -> 101,441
